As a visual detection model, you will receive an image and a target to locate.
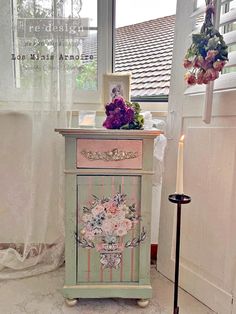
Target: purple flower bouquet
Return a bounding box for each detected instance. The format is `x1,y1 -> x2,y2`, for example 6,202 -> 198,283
103,96 -> 144,130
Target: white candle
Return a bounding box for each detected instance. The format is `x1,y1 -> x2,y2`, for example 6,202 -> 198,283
176,135 -> 185,194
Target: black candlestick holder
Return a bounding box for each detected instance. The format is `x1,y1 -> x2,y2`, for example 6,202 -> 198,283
168,193 -> 191,314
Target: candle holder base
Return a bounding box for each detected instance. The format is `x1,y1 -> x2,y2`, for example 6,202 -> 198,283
169,194 -> 191,204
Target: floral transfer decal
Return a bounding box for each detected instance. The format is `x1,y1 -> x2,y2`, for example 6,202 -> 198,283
76,193 -> 146,269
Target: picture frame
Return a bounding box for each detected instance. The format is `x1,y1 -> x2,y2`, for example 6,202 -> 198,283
103,72 -> 131,104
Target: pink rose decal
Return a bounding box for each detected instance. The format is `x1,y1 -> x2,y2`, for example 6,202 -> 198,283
78,193 -> 146,270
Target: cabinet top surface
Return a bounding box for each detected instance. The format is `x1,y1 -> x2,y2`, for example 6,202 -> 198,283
55,128 -> 162,139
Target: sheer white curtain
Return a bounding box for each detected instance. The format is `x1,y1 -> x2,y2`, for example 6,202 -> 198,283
0,0 -> 88,279
0,111 -> 66,279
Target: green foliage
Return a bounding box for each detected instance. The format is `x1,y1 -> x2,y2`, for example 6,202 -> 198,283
17,0 -> 51,18
121,101 -> 144,130
76,61 -> 97,90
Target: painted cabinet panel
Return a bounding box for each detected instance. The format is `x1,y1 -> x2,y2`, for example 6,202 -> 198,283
76,175 -> 142,283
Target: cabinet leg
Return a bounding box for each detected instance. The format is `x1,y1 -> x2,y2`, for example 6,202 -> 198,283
137,299 -> 150,308
65,298 -> 78,307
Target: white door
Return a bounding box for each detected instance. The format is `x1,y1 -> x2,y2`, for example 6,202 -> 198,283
157,1 -> 236,313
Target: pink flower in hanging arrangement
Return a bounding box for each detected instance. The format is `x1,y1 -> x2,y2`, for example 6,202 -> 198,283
213,60 -> 226,71
103,96 -> 144,130
183,0 -> 228,86
197,70 -> 205,84
184,72 -> 197,85
183,59 -> 192,69
203,68 -> 219,84
193,56 -> 205,69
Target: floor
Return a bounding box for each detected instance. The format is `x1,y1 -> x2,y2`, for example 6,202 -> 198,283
0,266 -> 215,314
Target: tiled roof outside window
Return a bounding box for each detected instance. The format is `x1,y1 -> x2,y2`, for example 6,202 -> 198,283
115,15 -> 175,100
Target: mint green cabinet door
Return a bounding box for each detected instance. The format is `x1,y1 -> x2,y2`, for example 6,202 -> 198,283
76,175 -> 146,284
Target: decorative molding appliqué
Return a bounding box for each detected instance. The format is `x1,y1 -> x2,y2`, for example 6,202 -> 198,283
81,148 -> 138,162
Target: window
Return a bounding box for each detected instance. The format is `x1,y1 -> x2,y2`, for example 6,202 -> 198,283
222,0 -> 236,74
0,0 -> 113,108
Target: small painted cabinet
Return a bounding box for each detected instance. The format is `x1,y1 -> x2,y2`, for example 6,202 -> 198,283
55,128 -> 161,307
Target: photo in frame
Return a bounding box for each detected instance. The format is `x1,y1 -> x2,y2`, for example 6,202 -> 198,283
103,72 -> 131,104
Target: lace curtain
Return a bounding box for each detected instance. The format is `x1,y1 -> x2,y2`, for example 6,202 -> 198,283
0,0 -> 88,279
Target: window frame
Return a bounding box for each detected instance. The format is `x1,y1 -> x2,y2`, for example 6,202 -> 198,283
72,0 -> 114,110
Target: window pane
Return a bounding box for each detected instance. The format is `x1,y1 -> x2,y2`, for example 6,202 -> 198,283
230,0 -> 236,10
115,0 -> 176,100
222,0 -> 236,74
10,0 -> 97,97
197,0 -> 205,8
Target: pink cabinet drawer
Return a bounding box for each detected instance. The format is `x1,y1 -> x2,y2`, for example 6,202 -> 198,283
76,139 -> 142,169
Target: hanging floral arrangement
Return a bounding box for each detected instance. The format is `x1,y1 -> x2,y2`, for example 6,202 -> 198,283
184,0 -> 228,85
103,96 -> 144,130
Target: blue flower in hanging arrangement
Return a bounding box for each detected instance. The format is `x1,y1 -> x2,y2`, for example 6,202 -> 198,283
184,0 -> 228,86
